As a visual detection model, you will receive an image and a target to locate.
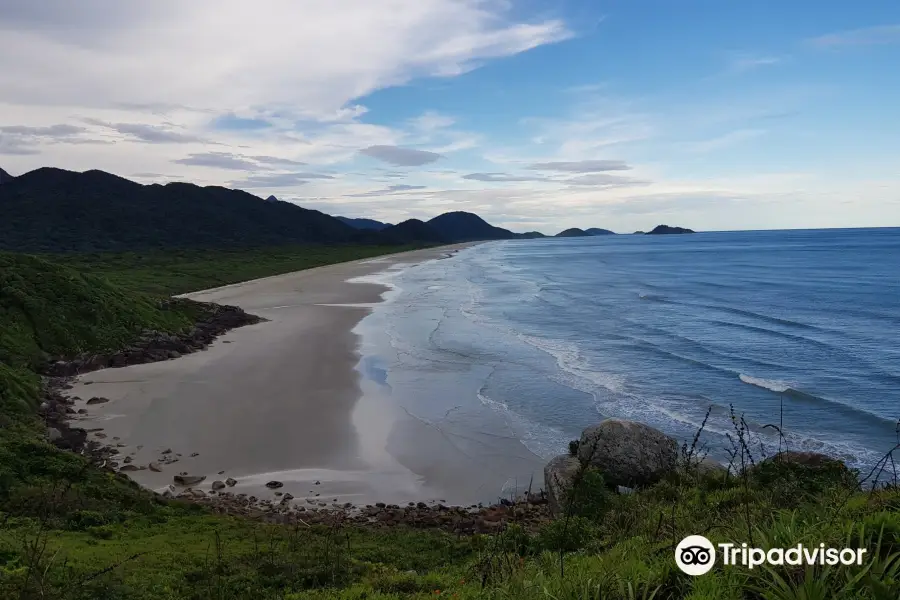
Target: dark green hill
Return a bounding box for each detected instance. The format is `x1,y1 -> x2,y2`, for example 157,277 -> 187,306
0,253 -> 196,412
426,211 -> 516,242
337,216 -> 392,231
380,219 -> 448,244
0,166 -> 13,184
519,231 -> 546,239
556,228 -> 590,237
0,168 -> 369,253
586,228 -> 616,235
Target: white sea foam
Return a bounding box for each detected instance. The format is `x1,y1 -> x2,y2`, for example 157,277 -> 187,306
739,373 -> 792,393
517,334 -> 626,394
477,392 -> 568,459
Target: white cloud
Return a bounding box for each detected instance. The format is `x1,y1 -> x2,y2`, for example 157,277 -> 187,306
726,54 -> 782,73
0,0 -> 569,116
358,145 -> 444,166
528,160 -> 631,173
808,24 -> 900,48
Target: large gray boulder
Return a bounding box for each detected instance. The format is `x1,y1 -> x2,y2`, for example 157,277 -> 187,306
577,419 -> 677,487
543,454 -> 582,517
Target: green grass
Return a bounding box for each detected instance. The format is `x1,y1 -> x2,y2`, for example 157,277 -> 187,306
2,247 -> 899,599
54,245 -> 423,296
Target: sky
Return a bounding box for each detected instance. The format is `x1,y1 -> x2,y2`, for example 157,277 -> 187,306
1,0 -> 898,234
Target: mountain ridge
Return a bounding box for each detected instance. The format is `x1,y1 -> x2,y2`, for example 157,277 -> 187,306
0,167 -> 528,252
336,216 -> 392,231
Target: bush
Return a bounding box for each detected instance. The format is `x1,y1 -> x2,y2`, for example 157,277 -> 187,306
537,516 -> 596,552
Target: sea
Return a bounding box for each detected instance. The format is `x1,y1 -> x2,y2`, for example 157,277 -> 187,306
353,228 -> 900,497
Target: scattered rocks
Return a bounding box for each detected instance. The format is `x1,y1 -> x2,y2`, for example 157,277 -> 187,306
577,418 -> 677,488
190,452 -> 199,457
120,465 -> 141,472
265,481 -> 284,489
86,397 -> 110,405
174,474 -> 206,486
123,456 -> 133,464
225,478 -> 237,487
161,449 -> 173,455
149,462 -> 163,472
211,480 -> 226,491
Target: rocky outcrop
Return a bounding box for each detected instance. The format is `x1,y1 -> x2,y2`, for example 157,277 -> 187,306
577,419 -> 677,488
42,302 -> 263,377
544,454 -> 582,516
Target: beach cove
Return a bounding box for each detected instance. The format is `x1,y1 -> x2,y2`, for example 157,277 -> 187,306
64,243 -> 545,508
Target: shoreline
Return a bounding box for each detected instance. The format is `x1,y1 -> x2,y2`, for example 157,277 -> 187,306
59,242 -> 535,511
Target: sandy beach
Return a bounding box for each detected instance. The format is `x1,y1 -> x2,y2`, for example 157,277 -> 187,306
66,243 -> 542,507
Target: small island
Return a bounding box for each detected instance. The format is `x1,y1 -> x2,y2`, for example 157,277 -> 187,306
519,231 -> 546,239
646,224 -> 694,235
556,228 -> 590,237
556,227 -> 617,237
585,228 -> 616,236
633,230 -> 645,235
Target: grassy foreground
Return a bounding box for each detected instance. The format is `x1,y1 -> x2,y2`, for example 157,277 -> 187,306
1,248 -> 899,599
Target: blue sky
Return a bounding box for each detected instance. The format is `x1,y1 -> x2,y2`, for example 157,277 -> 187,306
1,0 -> 898,233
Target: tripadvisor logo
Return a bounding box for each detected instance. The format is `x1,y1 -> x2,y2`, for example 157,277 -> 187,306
675,535 -> 868,576
676,535 -> 716,576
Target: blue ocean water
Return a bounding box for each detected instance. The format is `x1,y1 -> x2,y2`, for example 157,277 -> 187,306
357,228 -> 900,484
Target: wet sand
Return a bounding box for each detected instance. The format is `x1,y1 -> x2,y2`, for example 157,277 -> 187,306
67,244 -> 487,505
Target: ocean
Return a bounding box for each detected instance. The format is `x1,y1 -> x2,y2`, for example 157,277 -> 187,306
354,228 -> 900,498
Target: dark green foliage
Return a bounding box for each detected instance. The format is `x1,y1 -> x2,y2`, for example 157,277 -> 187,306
0,253 -> 194,370
54,245 -> 422,296
537,516 -> 597,552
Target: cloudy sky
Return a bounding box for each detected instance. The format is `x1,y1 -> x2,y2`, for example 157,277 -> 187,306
1,0 -> 898,233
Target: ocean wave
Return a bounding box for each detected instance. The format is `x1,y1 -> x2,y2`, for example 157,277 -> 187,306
739,373 -> 898,429
517,334 -> 626,394
739,373 -> 791,393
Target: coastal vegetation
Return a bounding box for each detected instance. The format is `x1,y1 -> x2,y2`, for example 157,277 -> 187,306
1,247 -> 899,599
